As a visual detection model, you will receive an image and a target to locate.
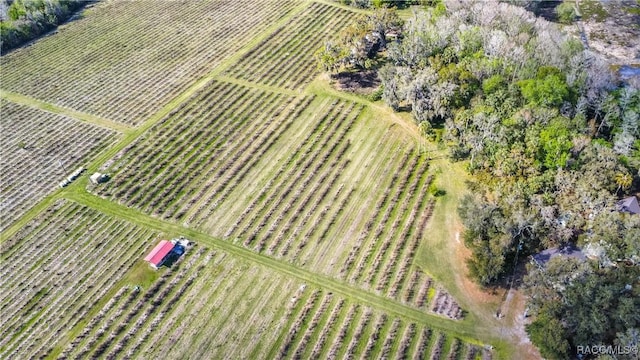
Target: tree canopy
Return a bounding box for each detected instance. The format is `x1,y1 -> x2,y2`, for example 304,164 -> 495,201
1,0 -> 86,52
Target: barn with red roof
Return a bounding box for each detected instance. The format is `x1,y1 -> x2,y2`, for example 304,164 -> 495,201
144,240 -> 175,269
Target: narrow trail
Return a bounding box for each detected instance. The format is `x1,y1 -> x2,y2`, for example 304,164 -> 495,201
0,90 -> 131,133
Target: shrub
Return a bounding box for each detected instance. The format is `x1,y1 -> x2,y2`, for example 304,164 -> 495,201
368,86 -> 383,101
556,2 -> 577,24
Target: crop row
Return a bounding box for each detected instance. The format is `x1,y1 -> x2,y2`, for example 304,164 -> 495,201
324,148 -> 463,316
3,200 -> 485,358
138,258 -> 300,358
66,246 -> 205,359
226,2 -> 357,91
271,290 -> 489,360
0,100 -> 118,232
94,81 -> 310,223
64,243 -> 302,359
1,0 -> 298,125
224,98 -> 349,238
227,99 -> 363,258
0,200 -> 157,359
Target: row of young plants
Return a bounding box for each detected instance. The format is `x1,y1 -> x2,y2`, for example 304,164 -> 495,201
1,0 -> 299,125
0,200 -> 157,359
94,81 -> 306,221
62,246 -> 207,359
110,250 -> 303,359
0,100 -> 118,232
182,94 -> 312,227
89,79 -> 464,320
272,289 -> 487,360
227,99 -> 363,257
330,147 -> 462,318
226,2 -> 357,91
8,213 -> 301,360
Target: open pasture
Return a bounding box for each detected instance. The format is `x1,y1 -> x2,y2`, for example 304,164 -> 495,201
225,1 -> 357,90
92,79 -> 463,318
0,0 -> 298,125
0,100 -> 118,232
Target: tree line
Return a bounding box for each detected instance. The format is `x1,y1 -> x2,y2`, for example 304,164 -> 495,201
319,0 -> 639,358
1,0 -> 86,53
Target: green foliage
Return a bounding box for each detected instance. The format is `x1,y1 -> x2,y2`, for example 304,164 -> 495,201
538,118 -> 574,169
367,1 -> 638,354
315,42 -> 350,74
427,182 -> 446,196
8,0 -> 28,21
517,72 -> 570,108
482,75 -> 506,95
526,313 -> 571,359
368,86 -> 384,101
579,0 -> 609,22
555,2 -> 577,24
1,0 -> 86,52
316,8 -> 403,73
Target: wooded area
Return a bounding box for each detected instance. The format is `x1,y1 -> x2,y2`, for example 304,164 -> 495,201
0,0 -> 86,52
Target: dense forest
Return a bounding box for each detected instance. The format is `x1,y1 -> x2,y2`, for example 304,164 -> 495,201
321,0 -> 640,358
0,0 -> 86,52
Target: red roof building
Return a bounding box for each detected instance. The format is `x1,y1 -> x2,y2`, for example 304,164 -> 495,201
144,240 -> 175,269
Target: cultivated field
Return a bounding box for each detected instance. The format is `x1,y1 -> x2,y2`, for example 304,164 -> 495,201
0,0 -> 504,357
0,100 -> 118,232
91,79 -> 463,319
225,2 -> 357,90
1,200 -> 487,359
0,200 -> 158,359
0,0 -> 298,125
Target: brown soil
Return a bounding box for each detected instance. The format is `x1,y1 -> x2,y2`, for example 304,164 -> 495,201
451,228 -> 542,359
332,70 -> 381,94
452,230 -> 498,305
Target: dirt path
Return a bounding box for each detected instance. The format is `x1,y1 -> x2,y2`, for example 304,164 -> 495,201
421,152 -> 542,359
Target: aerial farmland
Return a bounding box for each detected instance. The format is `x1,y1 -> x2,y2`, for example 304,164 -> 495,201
7,0 -> 636,359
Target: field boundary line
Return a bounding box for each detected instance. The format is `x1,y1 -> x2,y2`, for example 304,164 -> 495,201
62,189 -> 505,353
77,1 -> 312,175
215,76 -> 301,96
0,192 -> 63,242
311,0 -> 371,14
0,0 -> 313,246
206,1 -> 311,78
0,90 -> 131,133
305,79 -> 421,138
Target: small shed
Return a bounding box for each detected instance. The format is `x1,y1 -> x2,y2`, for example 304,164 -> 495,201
617,196 -> 640,215
90,172 -> 109,184
144,240 -> 175,269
